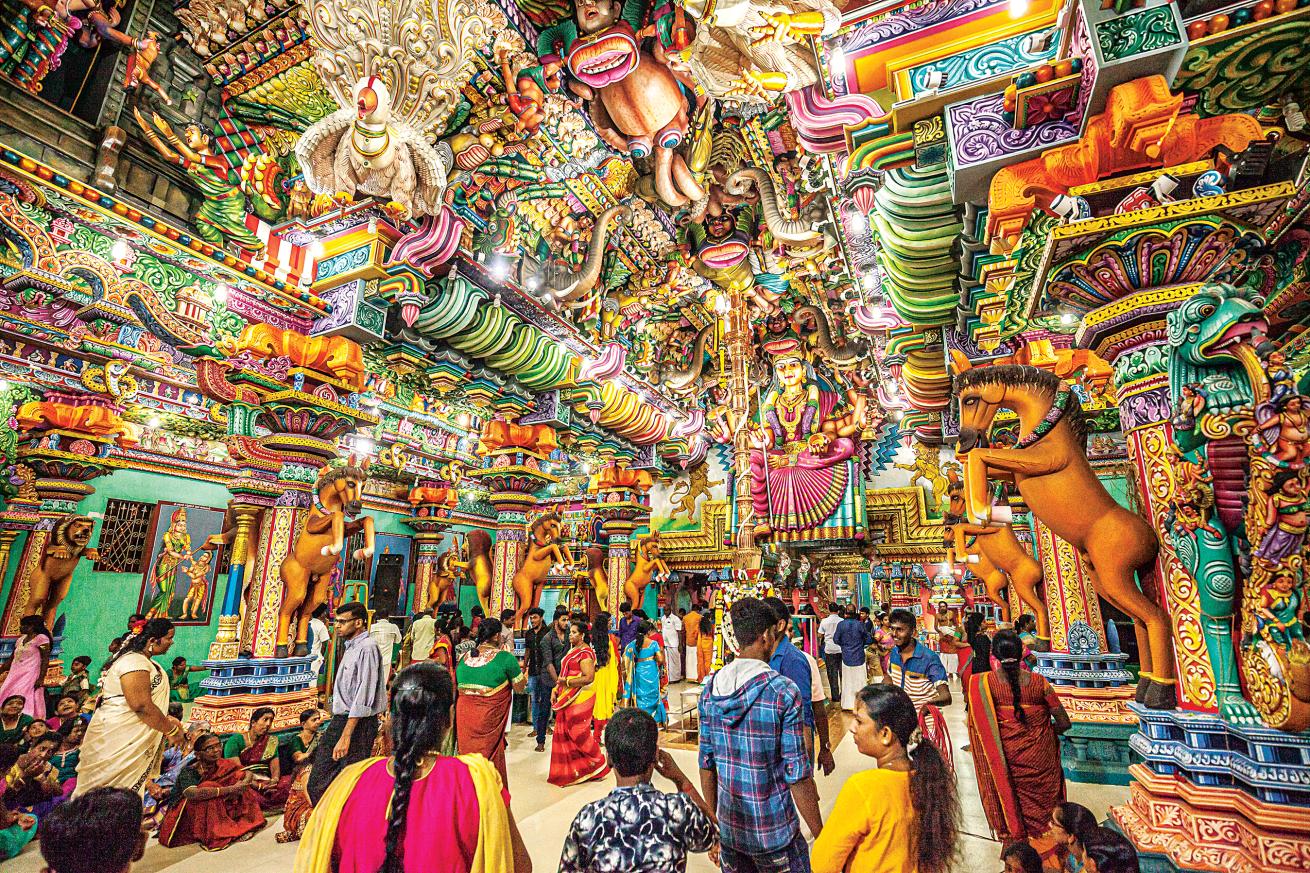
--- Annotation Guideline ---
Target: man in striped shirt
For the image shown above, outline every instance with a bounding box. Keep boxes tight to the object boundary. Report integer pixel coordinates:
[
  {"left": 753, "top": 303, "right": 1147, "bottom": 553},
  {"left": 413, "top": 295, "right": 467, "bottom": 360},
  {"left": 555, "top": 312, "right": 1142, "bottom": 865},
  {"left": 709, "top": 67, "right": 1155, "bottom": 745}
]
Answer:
[{"left": 883, "top": 608, "right": 951, "bottom": 712}]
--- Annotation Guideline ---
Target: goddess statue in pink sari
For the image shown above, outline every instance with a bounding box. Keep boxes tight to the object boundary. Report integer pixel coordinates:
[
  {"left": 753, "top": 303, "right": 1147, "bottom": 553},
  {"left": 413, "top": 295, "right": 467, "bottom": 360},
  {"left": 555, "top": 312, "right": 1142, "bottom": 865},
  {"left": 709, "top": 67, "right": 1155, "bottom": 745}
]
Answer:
[{"left": 749, "top": 341, "right": 864, "bottom": 538}]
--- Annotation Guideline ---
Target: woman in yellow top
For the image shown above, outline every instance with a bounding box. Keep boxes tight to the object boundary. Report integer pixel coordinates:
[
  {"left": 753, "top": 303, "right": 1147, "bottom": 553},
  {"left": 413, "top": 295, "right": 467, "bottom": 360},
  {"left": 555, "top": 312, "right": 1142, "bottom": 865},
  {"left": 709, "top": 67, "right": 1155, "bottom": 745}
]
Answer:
[{"left": 812, "top": 685, "right": 958, "bottom": 873}]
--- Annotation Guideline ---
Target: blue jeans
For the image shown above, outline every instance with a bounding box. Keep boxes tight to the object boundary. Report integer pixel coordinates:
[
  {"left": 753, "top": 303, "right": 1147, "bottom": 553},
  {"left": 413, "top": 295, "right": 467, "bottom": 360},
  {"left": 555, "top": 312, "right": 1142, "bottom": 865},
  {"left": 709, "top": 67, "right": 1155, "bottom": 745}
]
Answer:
[{"left": 528, "top": 675, "right": 554, "bottom": 746}]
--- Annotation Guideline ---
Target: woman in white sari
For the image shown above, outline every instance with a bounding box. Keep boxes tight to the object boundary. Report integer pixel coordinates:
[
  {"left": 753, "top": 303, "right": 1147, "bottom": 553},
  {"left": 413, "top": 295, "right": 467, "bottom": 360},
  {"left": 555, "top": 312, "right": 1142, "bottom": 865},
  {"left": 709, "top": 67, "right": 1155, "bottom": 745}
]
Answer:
[{"left": 75, "top": 618, "right": 186, "bottom": 797}]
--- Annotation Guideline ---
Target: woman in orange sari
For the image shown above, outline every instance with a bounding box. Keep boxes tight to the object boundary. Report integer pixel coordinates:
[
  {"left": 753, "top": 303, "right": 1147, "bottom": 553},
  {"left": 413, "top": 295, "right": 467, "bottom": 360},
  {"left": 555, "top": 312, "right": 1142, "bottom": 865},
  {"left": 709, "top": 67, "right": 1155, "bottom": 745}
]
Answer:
[
  {"left": 548, "top": 619, "right": 610, "bottom": 787},
  {"left": 158, "top": 733, "right": 265, "bottom": 850},
  {"left": 454, "top": 619, "right": 524, "bottom": 788},
  {"left": 966, "top": 630, "right": 1071, "bottom": 846}
]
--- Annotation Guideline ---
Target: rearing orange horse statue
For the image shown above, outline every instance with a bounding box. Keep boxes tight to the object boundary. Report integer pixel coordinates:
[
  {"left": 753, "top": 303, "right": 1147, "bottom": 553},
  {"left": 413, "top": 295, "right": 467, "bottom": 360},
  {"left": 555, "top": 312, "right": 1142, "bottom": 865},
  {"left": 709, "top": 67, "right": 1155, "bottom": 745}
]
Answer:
[
  {"left": 276, "top": 462, "right": 375, "bottom": 657},
  {"left": 511, "top": 513, "right": 574, "bottom": 626},
  {"left": 624, "top": 531, "right": 670, "bottom": 611},
  {"left": 954, "top": 361, "right": 1175, "bottom": 709}
]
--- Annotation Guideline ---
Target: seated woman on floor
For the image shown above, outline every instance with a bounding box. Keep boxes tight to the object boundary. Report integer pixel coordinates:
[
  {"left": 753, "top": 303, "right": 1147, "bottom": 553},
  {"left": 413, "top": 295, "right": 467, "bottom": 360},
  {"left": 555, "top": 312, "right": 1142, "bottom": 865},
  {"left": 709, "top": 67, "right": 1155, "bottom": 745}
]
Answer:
[
  {"left": 0, "top": 744, "right": 37, "bottom": 861},
  {"left": 4, "top": 735, "right": 66, "bottom": 817},
  {"left": 158, "top": 732, "right": 266, "bottom": 850},
  {"left": 224, "top": 706, "right": 291, "bottom": 809},
  {"left": 0, "top": 696, "right": 34, "bottom": 746},
  {"left": 46, "top": 696, "right": 82, "bottom": 732}
]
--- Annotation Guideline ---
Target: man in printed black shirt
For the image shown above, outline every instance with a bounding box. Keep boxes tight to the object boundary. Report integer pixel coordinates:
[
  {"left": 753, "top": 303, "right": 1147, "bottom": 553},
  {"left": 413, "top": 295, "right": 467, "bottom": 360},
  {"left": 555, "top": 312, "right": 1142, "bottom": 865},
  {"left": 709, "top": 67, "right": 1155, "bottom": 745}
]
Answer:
[{"left": 521, "top": 607, "right": 551, "bottom": 752}]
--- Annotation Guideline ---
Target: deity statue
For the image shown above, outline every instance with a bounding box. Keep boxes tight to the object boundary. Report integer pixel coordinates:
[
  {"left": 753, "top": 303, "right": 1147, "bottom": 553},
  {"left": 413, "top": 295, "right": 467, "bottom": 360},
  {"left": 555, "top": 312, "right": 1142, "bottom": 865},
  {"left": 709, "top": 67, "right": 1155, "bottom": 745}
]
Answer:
[
  {"left": 748, "top": 338, "right": 863, "bottom": 539},
  {"left": 1255, "top": 570, "right": 1307, "bottom": 648}
]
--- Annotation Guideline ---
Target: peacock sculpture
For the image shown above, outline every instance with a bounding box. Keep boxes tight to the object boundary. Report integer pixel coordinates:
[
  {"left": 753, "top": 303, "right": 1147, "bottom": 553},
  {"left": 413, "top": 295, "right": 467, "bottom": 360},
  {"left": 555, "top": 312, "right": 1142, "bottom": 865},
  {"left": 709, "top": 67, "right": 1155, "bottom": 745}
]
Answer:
[{"left": 295, "top": 0, "right": 496, "bottom": 218}]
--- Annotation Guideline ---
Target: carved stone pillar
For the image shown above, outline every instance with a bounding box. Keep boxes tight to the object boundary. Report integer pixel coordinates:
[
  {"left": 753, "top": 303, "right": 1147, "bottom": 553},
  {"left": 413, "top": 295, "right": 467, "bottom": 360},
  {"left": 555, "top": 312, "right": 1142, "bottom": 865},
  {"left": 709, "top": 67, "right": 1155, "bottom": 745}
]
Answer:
[{"left": 1080, "top": 287, "right": 1217, "bottom": 712}]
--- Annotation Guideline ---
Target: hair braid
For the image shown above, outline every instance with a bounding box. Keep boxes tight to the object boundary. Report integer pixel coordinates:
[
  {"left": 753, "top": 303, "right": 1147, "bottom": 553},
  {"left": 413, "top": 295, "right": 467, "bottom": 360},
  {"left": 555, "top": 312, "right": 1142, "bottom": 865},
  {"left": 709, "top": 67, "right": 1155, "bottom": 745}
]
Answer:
[
  {"left": 992, "top": 630, "right": 1027, "bottom": 724},
  {"left": 380, "top": 663, "right": 454, "bottom": 873}
]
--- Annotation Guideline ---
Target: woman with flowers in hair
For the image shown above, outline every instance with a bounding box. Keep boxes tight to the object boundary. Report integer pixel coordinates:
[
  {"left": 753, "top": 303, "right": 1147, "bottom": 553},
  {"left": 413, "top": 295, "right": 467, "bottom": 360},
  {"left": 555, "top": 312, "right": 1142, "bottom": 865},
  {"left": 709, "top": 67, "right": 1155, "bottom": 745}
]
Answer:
[
  {"left": 966, "top": 629, "right": 1071, "bottom": 844},
  {"left": 75, "top": 618, "right": 186, "bottom": 797}
]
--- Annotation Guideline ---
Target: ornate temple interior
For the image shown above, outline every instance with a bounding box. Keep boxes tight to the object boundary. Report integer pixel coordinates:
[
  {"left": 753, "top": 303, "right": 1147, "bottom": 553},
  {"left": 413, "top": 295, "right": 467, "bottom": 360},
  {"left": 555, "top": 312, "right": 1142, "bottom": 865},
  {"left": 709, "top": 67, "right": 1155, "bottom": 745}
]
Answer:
[{"left": 0, "top": 0, "right": 1308, "bottom": 869}]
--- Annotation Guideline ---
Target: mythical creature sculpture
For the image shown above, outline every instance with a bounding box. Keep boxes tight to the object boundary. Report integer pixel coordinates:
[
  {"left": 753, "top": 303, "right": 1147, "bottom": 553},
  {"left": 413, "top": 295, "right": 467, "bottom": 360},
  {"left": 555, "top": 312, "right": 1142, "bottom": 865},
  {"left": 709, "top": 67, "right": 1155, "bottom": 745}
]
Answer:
[
  {"left": 295, "top": 0, "right": 492, "bottom": 217},
  {"left": 1166, "top": 283, "right": 1310, "bottom": 728},
  {"left": 669, "top": 462, "right": 724, "bottom": 519},
  {"left": 276, "top": 462, "right": 376, "bottom": 657},
  {"left": 16, "top": 400, "right": 131, "bottom": 443},
  {"left": 624, "top": 532, "right": 670, "bottom": 610},
  {"left": 793, "top": 305, "right": 867, "bottom": 369},
  {"left": 466, "top": 529, "right": 494, "bottom": 615},
  {"left": 130, "top": 108, "right": 267, "bottom": 253},
  {"left": 220, "top": 323, "right": 365, "bottom": 388},
  {"left": 523, "top": 205, "right": 630, "bottom": 308},
  {"left": 541, "top": 0, "right": 705, "bottom": 207},
  {"left": 495, "top": 42, "right": 564, "bottom": 135},
  {"left": 511, "top": 512, "right": 575, "bottom": 625},
  {"left": 585, "top": 546, "right": 610, "bottom": 614},
  {"left": 954, "top": 361, "right": 1176, "bottom": 709},
  {"left": 22, "top": 515, "right": 97, "bottom": 629},
  {"left": 676, "top": 0, "right": 839, "bottom": 100},
  {"left": 748, "top": 338, "right": 865, "bottom": 539}
]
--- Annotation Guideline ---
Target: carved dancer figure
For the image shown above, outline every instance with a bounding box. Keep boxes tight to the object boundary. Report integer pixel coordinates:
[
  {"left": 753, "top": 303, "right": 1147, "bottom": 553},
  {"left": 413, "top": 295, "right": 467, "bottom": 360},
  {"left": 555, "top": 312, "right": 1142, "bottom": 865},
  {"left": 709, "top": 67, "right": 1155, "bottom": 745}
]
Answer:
[
  {"left": 953, "top": 361, "right": 1176, "bottom": 709},
  {"left": 22, "top": 514, "right": 98, "bottom": 629},
  {"left": 624, "top": 532, "right": 670, "bottom": 611},
  {"left": 512, "top": 513, "right": 574, "bottom": 626},
  {"left": 275, "top": 462, "right": 376, "bottom": 657}
]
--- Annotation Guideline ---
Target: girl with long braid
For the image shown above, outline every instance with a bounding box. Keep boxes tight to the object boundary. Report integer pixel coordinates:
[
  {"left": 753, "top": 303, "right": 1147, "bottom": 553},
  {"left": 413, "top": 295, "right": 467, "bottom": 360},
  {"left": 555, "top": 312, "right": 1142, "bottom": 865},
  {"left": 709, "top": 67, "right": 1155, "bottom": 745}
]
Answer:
[
  {"left": 296, "top": 663, "right": 531, "bottom": 873},
  {"left": 812, "top": 684, "right": 958, "bottom": 873},
  {"left": 965, "top": 629, "right": 1072, "bottom": 844}
]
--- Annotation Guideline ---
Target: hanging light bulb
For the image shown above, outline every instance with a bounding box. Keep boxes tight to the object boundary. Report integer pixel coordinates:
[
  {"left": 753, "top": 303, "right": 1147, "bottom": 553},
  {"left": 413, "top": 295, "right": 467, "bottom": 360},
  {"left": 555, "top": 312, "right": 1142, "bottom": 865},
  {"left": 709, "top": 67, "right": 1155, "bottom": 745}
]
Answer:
[
  {"left": 1009, "top": 0, "right": 1030, "bottom": 16},
  {"left": 213, "top": 283, "right": 229, "bottom": 303},
  {"left": 110, "top": 239, "right": 131, "bottom": 262},
  {"left": 847, "top": 209, "right": 868, "bottom": 234}
]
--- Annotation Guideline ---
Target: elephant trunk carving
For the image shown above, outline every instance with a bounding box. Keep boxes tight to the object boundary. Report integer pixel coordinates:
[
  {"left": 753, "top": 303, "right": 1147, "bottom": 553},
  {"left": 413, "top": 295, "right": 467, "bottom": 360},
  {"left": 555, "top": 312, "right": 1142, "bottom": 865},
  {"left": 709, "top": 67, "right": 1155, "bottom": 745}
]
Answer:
[
  {"left": 793, "top": 305, "right": 868, "bottom": 367},
  {"left": 653, "top": 324, "right": 713, "bottom": 392},
  {"left": 533, "top": 205, "right": 631, "bottom": 307},
  {"left": 725, "top": 167, "right": 819, "bottom": 244}
]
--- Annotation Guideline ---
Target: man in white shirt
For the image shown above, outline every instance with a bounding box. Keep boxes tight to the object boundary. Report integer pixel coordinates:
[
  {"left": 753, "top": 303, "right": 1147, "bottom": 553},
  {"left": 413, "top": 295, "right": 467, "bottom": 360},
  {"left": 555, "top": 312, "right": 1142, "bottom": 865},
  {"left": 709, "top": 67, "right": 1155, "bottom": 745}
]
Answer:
[
  {"left": 308, "top": 604, "right": 330, "bottom": 682},
  {"left": 403, "top": 607, "right": 437, "bottom": 667},
  {"left": 368, "top": 612, "right": 404, "bottom": 672},
  {"left": 661, "top": 606, "right": 683, "bottom": 682},
  {"left": 817, "top": 602, "right": 843, "bottom": 702}
]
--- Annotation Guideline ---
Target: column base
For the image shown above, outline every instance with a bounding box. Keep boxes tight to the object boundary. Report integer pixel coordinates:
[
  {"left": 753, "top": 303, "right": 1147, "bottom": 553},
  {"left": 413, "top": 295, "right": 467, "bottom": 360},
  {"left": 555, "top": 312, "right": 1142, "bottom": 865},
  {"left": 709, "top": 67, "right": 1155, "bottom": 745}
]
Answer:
[
  {"left": 198, "top": 655, "right": 316, "bottom": 697},
  {"left": 189, "top": 687, "right": 320, "bottom": 734},
  {"left": 1060, "top": 721, "right": 1137, "bottom": 785}
]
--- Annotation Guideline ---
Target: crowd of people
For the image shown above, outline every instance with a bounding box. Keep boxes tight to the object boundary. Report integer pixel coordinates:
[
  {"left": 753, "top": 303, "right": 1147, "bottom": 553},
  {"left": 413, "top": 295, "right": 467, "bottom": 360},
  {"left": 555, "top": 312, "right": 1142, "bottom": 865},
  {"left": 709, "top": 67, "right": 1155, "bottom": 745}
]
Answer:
[{"left": 0, "top": 593, "right": 1145, "bottom": 873}]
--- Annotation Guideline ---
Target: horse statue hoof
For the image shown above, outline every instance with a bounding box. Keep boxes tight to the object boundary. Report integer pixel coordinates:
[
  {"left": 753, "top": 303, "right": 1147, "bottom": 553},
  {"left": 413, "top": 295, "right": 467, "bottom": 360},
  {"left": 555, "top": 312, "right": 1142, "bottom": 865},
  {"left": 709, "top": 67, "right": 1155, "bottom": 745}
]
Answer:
[
  {"left": 966, "top": 555, "right": 981, "bottom": 564},
  {"left": 292, "top": 642, "right": 310, "bottom": 657},
  {"left": 1143, "top": 680, "right": 1178, "bottom": 710},
  {"left": 274, "top": 644, "right": 289, "bottom": 659},
  {"left": 1134, "top": 675, "right": 1151, "bottom": 704},
  {"left": 990, "top": 505, "right": 1014, "bottom": 524}
]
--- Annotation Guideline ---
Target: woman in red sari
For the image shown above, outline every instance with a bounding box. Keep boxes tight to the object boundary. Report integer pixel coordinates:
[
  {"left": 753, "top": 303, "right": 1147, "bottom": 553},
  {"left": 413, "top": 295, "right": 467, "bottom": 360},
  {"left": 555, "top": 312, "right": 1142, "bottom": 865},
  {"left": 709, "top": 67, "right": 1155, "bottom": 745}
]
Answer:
[
  {"left": 223, "top": 706, "right": 291, "bottom": 809},
  {"left": 159, "top": 733, "right": 266, "bottom": 850},
  {"left": 548, "top": 619, "right": 610, "bottom": 787},
  {"left": 966, "top": 630, "right": 1071, "bottom": 845}
]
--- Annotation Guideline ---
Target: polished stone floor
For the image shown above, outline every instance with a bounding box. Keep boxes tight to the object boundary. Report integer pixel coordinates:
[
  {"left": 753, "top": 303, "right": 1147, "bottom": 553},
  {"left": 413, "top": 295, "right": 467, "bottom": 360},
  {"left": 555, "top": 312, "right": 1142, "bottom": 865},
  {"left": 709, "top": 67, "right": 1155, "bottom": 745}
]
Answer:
[{"left": 10, "top": 678, "right": 1128, "bottom": 872}]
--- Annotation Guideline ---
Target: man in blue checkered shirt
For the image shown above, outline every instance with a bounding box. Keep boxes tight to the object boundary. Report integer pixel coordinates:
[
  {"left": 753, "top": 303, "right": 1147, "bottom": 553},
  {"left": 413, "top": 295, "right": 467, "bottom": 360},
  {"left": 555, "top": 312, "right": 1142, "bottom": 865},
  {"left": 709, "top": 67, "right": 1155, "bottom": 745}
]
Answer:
[{"left": 699, "top": 597, "right": 824, "bottom": 873}]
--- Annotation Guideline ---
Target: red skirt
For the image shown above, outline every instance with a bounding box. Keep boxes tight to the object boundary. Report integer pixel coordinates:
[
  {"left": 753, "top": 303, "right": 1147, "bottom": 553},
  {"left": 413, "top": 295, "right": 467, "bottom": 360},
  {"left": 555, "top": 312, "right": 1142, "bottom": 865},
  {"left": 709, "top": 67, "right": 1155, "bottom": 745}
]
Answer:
[
  {"left": 456, "top": 687, "right": 512, "bottom": 788},
  {"left": 548, "top": 696, "right": 610, "bottom": 787},
  {"left": 158, "top": 786, "right": 265, "bottom": 849}
]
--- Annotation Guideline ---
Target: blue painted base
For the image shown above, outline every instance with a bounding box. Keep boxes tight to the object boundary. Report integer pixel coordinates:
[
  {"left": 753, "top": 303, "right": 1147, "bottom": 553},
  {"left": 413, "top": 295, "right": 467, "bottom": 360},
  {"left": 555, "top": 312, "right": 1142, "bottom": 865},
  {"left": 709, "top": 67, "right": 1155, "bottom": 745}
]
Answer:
[
  {"left": 1059, "top": 722, "right": 1137, "bottom": 785},
  {"left": 1036, "top": 650, "right": 1134, "bottom": 688},
  {"left": 199, "top": 655, "right": 315, "bottom": 696},
  {"left": 1130, "top": 702, "right": 1310, "bottom": 806}
]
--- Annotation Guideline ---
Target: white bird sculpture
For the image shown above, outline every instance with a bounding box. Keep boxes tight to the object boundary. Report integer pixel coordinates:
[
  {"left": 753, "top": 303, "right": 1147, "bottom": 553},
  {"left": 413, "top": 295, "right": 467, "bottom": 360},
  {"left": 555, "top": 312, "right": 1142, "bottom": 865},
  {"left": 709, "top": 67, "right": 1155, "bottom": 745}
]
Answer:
[{"left": 295, "top": 0, "right": 495, "bottom": 218}]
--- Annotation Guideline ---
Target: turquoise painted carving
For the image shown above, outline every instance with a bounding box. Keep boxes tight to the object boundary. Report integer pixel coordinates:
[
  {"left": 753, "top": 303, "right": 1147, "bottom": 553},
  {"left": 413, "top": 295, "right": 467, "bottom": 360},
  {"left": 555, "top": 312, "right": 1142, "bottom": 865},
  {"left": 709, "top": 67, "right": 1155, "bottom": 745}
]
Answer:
[
  {"left": 1095, "top": 5, "right": 1182, "bottom": 62},
  {"left": 906, "top": 28, "right": 1057, "bottom": 97}
]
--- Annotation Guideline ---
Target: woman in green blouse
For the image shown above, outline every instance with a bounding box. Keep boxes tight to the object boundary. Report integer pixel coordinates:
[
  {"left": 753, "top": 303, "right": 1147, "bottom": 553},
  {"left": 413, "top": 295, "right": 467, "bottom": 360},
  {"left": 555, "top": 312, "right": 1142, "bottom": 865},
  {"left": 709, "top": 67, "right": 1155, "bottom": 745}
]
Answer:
[{"left": 454, "top": 618, "right": 525, "bottom": 787}]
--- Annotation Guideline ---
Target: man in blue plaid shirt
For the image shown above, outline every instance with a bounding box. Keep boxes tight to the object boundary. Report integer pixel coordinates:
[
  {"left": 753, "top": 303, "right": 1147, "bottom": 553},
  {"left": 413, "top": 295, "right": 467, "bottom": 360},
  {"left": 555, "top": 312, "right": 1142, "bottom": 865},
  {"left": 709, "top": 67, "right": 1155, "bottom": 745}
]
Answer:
[{"left": 699, "top": 597, "right": 824, "bottom": 873}]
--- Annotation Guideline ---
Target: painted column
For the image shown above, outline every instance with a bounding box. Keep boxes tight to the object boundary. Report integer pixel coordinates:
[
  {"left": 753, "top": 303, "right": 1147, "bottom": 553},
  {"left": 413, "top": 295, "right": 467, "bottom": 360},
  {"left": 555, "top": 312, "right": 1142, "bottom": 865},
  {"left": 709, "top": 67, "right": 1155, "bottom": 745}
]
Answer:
[
  {"left": 1030, "top": 515, "right": 1108, "bottom": 654},
  {"left": 208, "top": 502, "right": 264, "bottom": 661},
  {"left": 469, "top": 472, "right": 555, "bottom": 616},
  {"left": 406, "top": 523, "right": 449, "bottom": 614},
  {"left": 1081, "top": 287, "right": 1217, "bottom": 711},
  {"left": 603, "top": 521, "right": 635, "bottom": 613}
]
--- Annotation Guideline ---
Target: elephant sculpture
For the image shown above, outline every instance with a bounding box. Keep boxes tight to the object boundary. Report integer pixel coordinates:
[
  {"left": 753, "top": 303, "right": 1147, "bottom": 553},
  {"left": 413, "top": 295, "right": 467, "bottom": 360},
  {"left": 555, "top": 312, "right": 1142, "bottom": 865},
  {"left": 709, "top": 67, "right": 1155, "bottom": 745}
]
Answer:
[
  {"left": 793, "top": 305, "right": 868, "bottom": 369},
  {"left": 511, "top": 512, "right": 575, "bottom": 626},
  {"left": 542, "top": 0, "right": 705, "bottom": 207},
  {"left": 275, "top": 462, "right": 376, "bottom": 657},
  {"left": 725, "top": 167, "right": 822, "bottom": 245},
  {"left": 651, "top": 325, "right": 714, "bottom": 393},
  {"left": 22, "top": 515, "right": 98, "bottom": 629},
  {"left": 221, "top": 323, "right": 366, "bottom": 389},
  {"left": 523, "top": 205, "right": 630, "bottom": 307}
]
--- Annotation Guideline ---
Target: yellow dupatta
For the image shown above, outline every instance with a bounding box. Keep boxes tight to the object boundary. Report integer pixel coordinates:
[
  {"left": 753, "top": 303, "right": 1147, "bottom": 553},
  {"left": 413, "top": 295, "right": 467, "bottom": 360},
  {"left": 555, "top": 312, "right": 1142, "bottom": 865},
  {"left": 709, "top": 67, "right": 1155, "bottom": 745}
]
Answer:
[{"left": 294, "top": 754, "right": 511, "bottom": 873}]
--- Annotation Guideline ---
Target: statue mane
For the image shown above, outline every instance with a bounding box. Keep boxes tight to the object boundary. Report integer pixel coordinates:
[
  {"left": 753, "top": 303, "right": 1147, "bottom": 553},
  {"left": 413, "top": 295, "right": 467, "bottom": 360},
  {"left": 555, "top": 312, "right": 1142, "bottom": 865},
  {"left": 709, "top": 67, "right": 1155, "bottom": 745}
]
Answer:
[
  {"left": 954, "top": 364, "right": 1087, "bottom": 446},
  {"left": 529, "top": 512, "right": 562, "bottom": 537},
  {"left": 51, "top": 515, "right": 92, "bottom": 553},
  {"left": 317, "top": 464, "right": 367, "bottom": 491}
]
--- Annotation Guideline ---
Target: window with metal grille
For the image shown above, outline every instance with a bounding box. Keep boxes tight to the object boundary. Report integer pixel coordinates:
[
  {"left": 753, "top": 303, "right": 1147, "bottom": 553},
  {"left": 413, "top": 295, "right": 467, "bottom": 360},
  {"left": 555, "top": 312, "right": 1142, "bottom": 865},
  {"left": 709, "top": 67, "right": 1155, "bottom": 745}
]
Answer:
[
  {"left": 93, "top": 499, "right": 154, "bottom": 573},
  {"left": 343, "top": 532, "right": 372, "bottom": 581}
]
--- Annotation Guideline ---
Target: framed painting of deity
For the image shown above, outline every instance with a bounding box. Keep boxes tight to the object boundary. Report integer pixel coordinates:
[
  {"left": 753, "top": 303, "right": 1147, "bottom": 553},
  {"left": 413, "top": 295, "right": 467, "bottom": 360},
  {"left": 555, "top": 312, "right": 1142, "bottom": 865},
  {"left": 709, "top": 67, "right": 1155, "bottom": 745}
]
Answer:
[{"left": 136, "top": 502, "right": 227, "bottom": 626}]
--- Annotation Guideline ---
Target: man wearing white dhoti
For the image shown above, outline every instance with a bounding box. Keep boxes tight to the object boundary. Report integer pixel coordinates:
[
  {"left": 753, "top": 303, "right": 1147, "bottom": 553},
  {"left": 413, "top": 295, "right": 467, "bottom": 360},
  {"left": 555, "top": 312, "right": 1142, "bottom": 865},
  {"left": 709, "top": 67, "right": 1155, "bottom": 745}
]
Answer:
[{"left": 661, "top": 607, "right": 683, "bottom": 682}]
